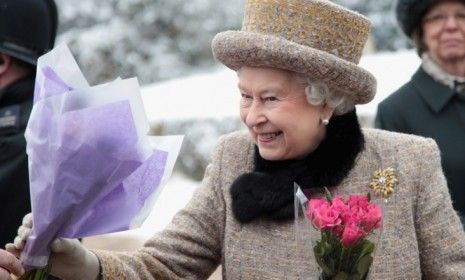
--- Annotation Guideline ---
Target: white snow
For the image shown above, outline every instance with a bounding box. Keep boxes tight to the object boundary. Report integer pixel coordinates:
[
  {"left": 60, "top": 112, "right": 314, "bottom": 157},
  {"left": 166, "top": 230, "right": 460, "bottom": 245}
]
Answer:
[
  {"left": 357, "top": 49, "right": 421, "bottom": 116},
  {"left": 141, "top": 67, "right": 240, "bottom": 122},
  {"left": 138, "top": 173, "right": 199, "bottom": 236}
]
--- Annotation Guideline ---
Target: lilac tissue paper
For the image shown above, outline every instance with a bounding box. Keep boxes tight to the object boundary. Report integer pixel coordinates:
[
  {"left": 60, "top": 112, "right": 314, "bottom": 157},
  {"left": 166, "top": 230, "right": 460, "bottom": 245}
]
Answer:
[{"left": 21, "top": 44, "right": 182, "bottom": 269}]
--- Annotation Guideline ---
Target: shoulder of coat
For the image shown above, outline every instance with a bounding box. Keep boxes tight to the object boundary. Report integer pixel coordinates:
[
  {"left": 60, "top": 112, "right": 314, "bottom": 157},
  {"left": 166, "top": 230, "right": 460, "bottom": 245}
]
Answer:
[
  {"left": 362, "top": 128, "right": 435, "bottom": 153},
  {"left": 219, "top": 130, "right": 252, "bottom": 148},
  {"left": 215, "top": 130, "right": 254, "bottom": 165},
  {"left": 378, "top": 81, "right": 418, "bottom": 109}
]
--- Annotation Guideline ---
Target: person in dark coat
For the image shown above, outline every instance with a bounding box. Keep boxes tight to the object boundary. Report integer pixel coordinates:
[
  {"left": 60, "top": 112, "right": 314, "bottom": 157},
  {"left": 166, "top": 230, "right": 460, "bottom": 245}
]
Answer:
[
  {"left": 0, "top": 0, "right": 58, "bottom": 247},
  {"left": 376, "top": 0, "right": 465, "bottom": 227}
]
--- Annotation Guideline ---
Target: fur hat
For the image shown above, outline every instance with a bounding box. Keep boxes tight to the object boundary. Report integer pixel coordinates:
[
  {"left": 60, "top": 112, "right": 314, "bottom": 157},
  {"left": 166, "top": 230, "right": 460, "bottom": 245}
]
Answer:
[
  {"left": 396, "top": 0, "right": 438, "bottom": 38},
  {"left": 211, "top": 0, "right": 377, "bottom": 105}
]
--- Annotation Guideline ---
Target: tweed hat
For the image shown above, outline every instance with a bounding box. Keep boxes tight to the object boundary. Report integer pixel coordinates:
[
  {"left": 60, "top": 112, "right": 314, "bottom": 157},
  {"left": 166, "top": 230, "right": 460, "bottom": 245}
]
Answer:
[{"left": 212, "top": 0, "right": 377, "bottom": 105}]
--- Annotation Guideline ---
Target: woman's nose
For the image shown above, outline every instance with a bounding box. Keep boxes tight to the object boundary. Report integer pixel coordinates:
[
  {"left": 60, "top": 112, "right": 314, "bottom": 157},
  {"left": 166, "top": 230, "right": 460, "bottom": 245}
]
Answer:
[
  {"left": 444, "top": 15, "right": 461, "bottom": 29},
  {"left": 245, "top": 101, "right": 267, "bottom": 127}
]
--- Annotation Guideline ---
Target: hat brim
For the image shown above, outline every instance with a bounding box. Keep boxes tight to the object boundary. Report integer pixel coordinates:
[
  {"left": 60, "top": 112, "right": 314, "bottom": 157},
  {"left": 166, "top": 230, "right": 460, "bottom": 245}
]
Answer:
[
  {"left": 212, "top": 31, "right": 376, "bottom": 105},
  {"left": 0, "top": 43, "right": 38, "bottom": 65}
]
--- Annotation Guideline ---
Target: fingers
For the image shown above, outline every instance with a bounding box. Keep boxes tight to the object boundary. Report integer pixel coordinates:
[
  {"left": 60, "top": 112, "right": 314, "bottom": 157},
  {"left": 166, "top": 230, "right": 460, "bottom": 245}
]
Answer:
[
  {"left": 0, "top": 249, "right": 24, "bottom": 277},
  {"left": 11, "top": 217, "right": 33, "bottom": 251},
  {"left": 12, "top": 236, "right": 25, "bottom": 251},
  {"left": 4, "top": 245, "right": 20, "bottom": 259},
  {"left": 0, "top": 267, "right": 12, "bottom": 280},
  {"left": 22, "top": 213, "right": 32, "bottom": 228},
  {"left": 50, "top": 238, "right": 77, "bottom": 254},
  {"left": 49, "top": 240, "right": 100, "bottom": 280},
  {"left": 3, "top": 214, "right": 33, "bottom": 260},
  {"left": 17, "top": 225, "right": 31, "bottom": 241}
]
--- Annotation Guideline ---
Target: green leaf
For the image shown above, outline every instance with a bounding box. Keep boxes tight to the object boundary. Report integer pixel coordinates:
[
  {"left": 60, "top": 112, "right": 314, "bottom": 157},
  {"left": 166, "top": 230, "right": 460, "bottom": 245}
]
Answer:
[
  {"left": 348, "top": 273, "right": 363, "bottom": 280},
  {"left": 314, "top": 242, "right": 337, "bottom": 277},
  {"left": 333, "top": 271, "right": 349, "bottom": 280},
  {"left": 324, "top": 187, "right": 333, "bottom": 202},
  {"left": 361, "top": 241, "right": 375, "bottom": 256},
  {"left": 356, "top": 254, "right": 373, "bottom": 279},
  {"left": 315, "top": 253, "right": 335, "bottom": 276},
  {"left": 17, "top": 268, "right": 49, "bottom": 280}
]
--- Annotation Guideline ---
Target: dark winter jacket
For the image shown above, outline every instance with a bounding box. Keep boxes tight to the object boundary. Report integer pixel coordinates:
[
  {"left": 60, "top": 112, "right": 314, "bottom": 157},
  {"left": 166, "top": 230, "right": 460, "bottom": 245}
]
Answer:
[
  {"left": 375, "top": 67, "right": 465, "bottom": 225},
  {"left": 0, "top": 75, "right": 34, "bottom": 247}
]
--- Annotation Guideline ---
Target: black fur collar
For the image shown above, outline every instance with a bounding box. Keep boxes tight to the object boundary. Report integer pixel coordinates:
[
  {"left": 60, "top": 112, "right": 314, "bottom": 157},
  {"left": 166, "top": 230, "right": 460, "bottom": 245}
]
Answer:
[{"left": 230, "top": 110, "right": 364, "bottom": 223}]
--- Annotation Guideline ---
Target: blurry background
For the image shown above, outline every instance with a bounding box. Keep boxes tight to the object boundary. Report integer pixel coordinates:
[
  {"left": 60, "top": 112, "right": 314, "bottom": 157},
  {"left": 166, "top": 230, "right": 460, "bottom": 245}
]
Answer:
[
  {"left": 52, "top": 1, "right": 421, "bottom": 277},
  {"left": 55, "top": 0, "right": 407, "bottom": 85},
  {"left": 54, "top": 0, "right": 419, "bottom": 181}
]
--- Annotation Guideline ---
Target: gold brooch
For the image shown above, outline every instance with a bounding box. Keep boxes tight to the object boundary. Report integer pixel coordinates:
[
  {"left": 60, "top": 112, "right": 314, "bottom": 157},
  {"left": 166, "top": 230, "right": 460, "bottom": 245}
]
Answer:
[{"left": 369, "top": 167, "right": 397, "bottom": 200}]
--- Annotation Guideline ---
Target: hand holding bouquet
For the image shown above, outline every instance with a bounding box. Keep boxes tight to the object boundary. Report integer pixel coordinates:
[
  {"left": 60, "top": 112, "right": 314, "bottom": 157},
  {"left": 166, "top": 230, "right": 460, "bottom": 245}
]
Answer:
[
  {"left": 295, "top": 186, "right": 382, "bottom": 280},
  {"left": 17, "top": 44, "right": 182, "bottom": 279}
]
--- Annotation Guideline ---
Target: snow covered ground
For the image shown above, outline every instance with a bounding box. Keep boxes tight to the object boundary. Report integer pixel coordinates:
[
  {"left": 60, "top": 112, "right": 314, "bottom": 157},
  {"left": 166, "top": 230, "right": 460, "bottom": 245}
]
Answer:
[{"left": 84, "top": 49, "right": 422, "bottom": 252}]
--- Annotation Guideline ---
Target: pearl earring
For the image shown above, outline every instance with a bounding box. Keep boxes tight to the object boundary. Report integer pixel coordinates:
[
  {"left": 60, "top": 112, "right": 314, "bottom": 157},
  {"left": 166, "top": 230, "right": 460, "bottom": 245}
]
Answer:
[{"left": 322, "top": 118, "right": 329, "bottom": 125}]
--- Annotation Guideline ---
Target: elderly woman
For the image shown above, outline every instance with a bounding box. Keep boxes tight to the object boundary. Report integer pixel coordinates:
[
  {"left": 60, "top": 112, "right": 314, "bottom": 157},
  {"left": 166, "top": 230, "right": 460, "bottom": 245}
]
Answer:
[
  {"left": 3, "top": 0, "right": 465, "bottom": 279},
  {"left": 375, "top": 0, "right": 465, "bottom": 226}
]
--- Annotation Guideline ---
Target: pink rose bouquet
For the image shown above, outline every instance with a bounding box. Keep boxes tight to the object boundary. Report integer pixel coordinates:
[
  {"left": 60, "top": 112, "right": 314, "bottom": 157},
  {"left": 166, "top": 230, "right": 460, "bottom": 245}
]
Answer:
[{"left": 301, "top": 188, "right": 382, "bottom": 280}]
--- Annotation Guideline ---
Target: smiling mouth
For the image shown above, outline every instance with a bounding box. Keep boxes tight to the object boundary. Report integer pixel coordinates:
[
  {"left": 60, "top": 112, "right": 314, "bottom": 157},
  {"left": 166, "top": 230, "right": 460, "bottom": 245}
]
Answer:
[
  {"left": 441, "top": 39, "right": 463, "bottom": 45},
  {"left": 257, "top": 132, "right": 283, "bottom": 142}
]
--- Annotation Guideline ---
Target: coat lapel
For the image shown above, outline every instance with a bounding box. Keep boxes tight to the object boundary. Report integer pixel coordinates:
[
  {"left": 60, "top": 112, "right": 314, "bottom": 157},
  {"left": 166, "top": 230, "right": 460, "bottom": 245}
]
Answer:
[{"left": 411, "top": 68, "right": 455, "bottom": 114}]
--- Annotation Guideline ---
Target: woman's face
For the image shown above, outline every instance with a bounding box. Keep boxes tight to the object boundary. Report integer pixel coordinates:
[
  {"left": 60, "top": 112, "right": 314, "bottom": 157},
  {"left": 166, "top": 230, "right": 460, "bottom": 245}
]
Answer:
[
  {"left": 238, "top": 66, "right": 332, "bottom": 161},
  {"left": 422, "top": 1, "right": 465, "bottom": 64}
]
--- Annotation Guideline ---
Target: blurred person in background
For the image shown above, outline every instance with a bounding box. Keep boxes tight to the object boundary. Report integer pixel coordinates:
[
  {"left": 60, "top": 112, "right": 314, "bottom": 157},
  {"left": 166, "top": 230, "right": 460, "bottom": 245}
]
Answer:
[
  {"left": 3, "top": 0, "right": 465, "bottom": 279},
  {"left": 376, "top": 0, "right": 465, "bottom": 227},
  {"left": 0, "top": 0, "right": 58, "bottom": 247}
]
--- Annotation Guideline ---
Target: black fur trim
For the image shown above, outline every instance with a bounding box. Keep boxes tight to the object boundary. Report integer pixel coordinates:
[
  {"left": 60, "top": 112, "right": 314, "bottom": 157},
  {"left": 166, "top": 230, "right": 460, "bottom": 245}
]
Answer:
[{"left": 230, "top": 110, "right": 364, "bottom": 223}]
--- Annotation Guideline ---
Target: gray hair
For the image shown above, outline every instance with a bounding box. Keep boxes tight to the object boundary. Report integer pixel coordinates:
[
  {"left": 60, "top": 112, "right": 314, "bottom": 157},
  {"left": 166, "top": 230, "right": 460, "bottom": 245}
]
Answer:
[{"left": 294, "top": 73, "right": 355, "bottom": 115}]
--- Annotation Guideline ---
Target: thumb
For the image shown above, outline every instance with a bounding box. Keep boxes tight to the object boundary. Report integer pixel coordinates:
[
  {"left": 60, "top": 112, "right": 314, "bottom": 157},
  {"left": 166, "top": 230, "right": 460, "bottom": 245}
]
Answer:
[
  {"left": 50, "top": 238, "right": 80, "bottom": 254},
  {"left": 22, "top": 213, "right": 33, "bottom": 228},
  {"left": 48, "top": 239, "right": 100, "bottom": 280}
]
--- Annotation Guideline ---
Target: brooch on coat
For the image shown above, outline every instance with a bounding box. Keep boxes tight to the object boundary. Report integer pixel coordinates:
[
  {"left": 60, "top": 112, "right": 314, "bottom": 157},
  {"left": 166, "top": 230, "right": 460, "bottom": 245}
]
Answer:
[{"left": 369, "top": 167, "right": 397, "bottom": 200}]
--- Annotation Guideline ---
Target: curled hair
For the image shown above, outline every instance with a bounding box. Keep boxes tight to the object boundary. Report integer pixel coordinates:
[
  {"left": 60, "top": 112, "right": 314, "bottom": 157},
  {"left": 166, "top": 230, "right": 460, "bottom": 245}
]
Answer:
[{"left": 294, "top": 73, "right": 355, "bottom": 115}]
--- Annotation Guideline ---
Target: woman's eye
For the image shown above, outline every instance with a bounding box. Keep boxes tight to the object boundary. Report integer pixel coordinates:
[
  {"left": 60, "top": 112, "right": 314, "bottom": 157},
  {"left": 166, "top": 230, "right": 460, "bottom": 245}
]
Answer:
[
  {"left": 425, "top": 14, "right": 446, "bottom": 23},
  {"left": 264, "top": 96, "right": 279, "bottom": 102},
  {"left": 240, "top": 93, "right": 252, "bottom": 107},
  {"left": 241, "top": 93, "right": 252, "bottom": 100},
  {"left": 457, "top": 13, "right": 465, "bottom": 20},
  {"left": 433, "top": 15, "right": 446, "bottom": 21}
]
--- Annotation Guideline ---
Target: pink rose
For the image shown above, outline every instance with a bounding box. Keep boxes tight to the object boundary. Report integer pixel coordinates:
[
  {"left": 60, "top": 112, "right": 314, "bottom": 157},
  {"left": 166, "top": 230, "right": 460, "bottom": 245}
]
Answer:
[
  {"left": 348, "top": 195, "right": 369, "bottom": 209},
  {"left": 332, "top": 196, "right": 349, "bottom": 213},
  {"left": 360, "top": 204, "right": 382, "bottom": 232},
  {"left": 306, "top": 198, "right": 331, "bottom": 217},
  {"left": 340, "top": 204, "right": 363, "bottom": 226},
  {"left": 332, "top": 224, "right": 344, "bottom": 238},
  {"left": 306, "top": 198, "right": 341, "bottom": 230},
  {"left": 330, "top": 196, "right": 349, "bottom": 236},
  {"left": 341, "top": 222, "right": 365, "bottom": 248}
]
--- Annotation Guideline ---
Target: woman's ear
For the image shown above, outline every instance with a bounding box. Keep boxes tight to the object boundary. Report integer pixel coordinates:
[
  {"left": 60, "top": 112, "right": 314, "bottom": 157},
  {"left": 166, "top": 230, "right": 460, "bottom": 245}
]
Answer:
[
  {"left": 321, "top": 103, "right": 335, "bottom": 124},
  {"left": 0, "top": 53, "right": 12, "bottom": 75}
]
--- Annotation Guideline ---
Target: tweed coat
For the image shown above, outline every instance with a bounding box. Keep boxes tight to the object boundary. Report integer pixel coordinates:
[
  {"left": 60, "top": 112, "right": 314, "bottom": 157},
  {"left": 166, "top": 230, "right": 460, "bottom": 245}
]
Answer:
[
  {"left": 375, "top": 67, "right": 465, "bottom": 223},
  {"left": 94, "top": 128, "right": 465, "bottom": 279}
]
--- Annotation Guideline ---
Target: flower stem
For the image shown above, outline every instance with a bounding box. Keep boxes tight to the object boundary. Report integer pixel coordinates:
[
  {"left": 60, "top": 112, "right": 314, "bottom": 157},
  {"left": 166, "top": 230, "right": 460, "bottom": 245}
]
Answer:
[
  {"left": 18, "top": 266, "right": 50, "bottom": 280},
  {"left": 338, "top": 247, "right": 346, "bottom": 272}
]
